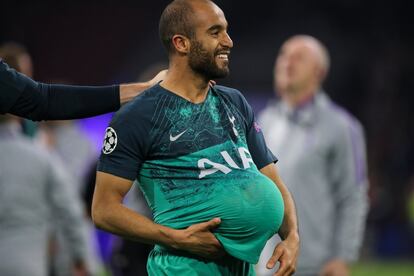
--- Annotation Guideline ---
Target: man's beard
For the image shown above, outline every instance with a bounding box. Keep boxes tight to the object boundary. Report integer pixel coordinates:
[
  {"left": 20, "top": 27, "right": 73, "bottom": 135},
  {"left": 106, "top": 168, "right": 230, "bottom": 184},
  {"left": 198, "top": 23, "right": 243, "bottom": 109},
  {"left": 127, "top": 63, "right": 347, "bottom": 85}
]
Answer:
[{"left": 188, "top": 39, "right": 229, "bottom": 80}]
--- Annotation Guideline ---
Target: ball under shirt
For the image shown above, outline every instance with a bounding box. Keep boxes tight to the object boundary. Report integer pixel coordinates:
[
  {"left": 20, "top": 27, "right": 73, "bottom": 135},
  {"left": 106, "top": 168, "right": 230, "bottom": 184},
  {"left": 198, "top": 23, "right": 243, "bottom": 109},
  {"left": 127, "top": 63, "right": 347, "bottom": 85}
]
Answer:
[{"left": 98, "top": 84, "right": 284, "bottom": 264}]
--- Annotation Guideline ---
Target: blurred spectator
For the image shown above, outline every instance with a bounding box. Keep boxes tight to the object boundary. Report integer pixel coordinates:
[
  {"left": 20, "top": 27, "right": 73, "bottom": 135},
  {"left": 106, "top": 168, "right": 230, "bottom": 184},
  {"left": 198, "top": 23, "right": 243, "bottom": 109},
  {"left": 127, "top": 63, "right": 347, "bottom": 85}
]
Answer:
[
  {"left": 38, "top": 120, "right": 96, "bottom": 191},
  {"left": 0, "top": 42, "right": 37, "bottom": 136},
  {"left": 37, "top": 119, "right": 103, "bottom": 276},
  {"left": 0, "top": 115, "right": 88, "bottom": 276},
  {"left": 0, "top": 42, "right": 33, "bottom": 77},
  {"left": 257, "top": 35, "right": 369, "bottom": 276},
  {"left": 0, "top": 41, "right": 90, "bottom": 276}
]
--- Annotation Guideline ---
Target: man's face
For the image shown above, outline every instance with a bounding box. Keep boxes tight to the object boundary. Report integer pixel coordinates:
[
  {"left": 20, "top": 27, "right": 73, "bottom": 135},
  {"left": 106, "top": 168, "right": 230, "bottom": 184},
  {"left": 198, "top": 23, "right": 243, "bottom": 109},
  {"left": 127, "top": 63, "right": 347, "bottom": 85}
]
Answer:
[
  {"left": 188, "top": 1, "right": 233, "bottom": 80},
  {"left": 274, "top": 39, "right": 320, "bottom": 96},
  {"left": 17, "top": 53, "right": 33, "bottom": 78}
]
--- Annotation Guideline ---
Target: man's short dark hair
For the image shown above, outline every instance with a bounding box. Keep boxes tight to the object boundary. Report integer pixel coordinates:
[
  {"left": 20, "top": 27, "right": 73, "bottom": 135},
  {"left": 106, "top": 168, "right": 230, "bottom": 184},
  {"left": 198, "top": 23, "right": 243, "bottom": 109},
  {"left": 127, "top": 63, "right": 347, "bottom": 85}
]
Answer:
[{"left": 159, "top": 0, "right": 196, "bottom": 53}]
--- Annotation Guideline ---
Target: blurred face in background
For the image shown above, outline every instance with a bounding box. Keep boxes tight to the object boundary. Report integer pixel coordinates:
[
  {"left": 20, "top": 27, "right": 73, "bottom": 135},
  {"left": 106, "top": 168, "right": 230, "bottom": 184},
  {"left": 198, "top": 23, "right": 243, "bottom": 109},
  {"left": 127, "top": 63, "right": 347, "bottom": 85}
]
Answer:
[
  {"left": 274, "top": 37, "right": 324, "bottom": 105},
  {"left": 0, "top": 42, "right": 33, "bottom": 78},
  {"left": 15, "top": 52, "right": 33, "bottom": 78}
]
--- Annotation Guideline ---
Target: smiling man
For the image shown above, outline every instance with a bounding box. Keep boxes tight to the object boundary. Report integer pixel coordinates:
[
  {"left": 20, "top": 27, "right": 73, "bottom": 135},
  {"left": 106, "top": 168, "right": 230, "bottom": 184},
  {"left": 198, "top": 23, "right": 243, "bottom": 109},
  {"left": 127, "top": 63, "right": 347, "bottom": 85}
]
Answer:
[{"left": 92, "top": 1, "right": 299, "bottom": 275}]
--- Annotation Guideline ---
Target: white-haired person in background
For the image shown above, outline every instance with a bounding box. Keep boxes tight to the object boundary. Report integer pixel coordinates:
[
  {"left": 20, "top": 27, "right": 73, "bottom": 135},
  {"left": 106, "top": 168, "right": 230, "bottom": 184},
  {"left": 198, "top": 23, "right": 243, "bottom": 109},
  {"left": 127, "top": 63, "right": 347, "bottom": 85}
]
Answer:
[{"left": 257, "top": 35, "right": 368, "bottom": 276}]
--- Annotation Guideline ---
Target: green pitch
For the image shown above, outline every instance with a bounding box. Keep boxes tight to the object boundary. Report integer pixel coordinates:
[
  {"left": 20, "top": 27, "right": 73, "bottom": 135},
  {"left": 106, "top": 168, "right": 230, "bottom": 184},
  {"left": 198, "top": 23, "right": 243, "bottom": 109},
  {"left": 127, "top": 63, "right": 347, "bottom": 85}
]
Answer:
[{"left": 352, "top": 261, "right": 414, "bottom": 276}]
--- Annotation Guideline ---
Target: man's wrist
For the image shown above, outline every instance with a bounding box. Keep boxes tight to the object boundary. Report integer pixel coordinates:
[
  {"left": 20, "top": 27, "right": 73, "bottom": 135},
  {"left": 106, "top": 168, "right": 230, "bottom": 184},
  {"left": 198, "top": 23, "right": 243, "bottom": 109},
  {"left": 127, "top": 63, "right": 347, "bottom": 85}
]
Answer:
[
  {"left": 158, "top": 226, "right": 181, "bottom": 250},
  {"left": 284, "top": 230, "right": 300, "bottom": 243},
  {"left": 119, "top": 83, "right": 148, "bottom": 105}
]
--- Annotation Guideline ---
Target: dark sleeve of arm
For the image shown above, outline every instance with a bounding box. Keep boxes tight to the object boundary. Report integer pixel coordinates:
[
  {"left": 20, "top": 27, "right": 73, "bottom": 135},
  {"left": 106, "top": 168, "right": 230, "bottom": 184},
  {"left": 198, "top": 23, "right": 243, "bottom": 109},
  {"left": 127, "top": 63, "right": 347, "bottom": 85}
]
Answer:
[
  {"left": 97, "top": 102, "right": 149, "bottom": 181},
  {"left": 1, "top": 60, "right": 120, "bottom": 121},
  {"left": 237, "top": 92, "right": 278, "bottom": 169}
]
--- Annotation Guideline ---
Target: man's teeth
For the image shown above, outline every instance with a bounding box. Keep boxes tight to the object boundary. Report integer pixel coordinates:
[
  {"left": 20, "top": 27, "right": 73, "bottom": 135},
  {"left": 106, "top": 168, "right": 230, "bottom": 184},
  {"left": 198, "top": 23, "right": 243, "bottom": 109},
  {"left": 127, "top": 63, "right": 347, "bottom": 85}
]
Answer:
[{"left": 217, "top": 54, "right": 228, "bottom": 59}]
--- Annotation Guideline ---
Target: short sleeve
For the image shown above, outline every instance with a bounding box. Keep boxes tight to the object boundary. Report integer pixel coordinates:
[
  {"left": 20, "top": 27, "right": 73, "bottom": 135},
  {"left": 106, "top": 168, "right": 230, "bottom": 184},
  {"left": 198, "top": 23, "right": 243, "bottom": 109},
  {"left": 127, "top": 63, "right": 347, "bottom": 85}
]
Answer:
[
  {"left": 97, "top": 102, "right": 150, "bottom": 180},
  {"left": 246, "top": 108, "right": 278, "bottom": 169},
  {"left": 229, "top": 88, "right": 277, "bottom": 169}
]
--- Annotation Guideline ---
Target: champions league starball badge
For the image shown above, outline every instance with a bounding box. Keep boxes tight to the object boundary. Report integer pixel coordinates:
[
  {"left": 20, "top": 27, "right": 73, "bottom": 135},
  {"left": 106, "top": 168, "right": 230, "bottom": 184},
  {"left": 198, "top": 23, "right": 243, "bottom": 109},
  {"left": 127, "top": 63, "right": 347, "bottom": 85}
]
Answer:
[{"left": 102, "top": 127, "right": 118, "bottom": 154}]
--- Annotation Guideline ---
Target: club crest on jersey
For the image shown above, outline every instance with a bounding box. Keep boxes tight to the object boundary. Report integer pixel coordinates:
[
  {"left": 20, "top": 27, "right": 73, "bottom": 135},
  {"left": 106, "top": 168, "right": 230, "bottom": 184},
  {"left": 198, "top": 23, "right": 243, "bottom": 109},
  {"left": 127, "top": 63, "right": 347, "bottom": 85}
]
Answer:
[
  {"left": 228, "top": 115, "right": 239, "bottom": 137},
  {"left": 102, "top": 127, "right": 117, "bottom": 154},
  {"left": 253, "top": 121, "right": 262, "bottom": 133}
]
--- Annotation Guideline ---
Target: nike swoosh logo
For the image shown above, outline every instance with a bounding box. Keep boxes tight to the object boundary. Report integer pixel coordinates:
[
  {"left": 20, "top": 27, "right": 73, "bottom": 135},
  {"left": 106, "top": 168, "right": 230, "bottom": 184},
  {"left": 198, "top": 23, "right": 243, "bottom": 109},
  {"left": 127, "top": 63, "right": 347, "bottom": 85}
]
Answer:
[{"left": 169, "top": 129, "right": 188, "bottom": 142}]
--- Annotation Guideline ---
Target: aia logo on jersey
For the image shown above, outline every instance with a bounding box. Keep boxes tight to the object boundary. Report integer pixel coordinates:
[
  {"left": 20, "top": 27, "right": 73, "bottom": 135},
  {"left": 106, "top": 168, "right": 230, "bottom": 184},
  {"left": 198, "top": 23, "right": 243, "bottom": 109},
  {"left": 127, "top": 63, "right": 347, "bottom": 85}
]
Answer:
[
  {"left": 198, "top": 146, "right": 254, "bottom": 178},
  {"left": 102, "top": 127, "right": 117, "bottom": 154}
]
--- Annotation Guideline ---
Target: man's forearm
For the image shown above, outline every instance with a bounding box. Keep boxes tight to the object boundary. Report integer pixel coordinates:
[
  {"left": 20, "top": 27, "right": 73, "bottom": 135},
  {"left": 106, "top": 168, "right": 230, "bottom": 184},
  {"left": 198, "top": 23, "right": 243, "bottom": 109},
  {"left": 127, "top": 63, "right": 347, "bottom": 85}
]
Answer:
[
  {"left": 277, "top": 180, "right": 299, "bottom": 240},
  {"left": 92, "top": 201, "right": 179, "bottom": 248},
  {"left": 93, "top": 171, "right": 223, "bottom": 258}
]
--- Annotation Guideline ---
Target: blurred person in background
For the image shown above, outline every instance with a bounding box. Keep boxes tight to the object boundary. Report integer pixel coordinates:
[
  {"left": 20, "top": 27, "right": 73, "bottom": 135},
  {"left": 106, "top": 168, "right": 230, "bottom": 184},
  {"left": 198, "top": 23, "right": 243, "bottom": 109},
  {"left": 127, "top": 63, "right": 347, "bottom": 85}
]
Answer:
[
  {"left": 0, "top": 43, "right": 166, "bottom": 121},
  {"left": 0, "top": 42, "right": 38, "bottom": 136},
  {"left": 0, "top": 114, "right": 89, "bottom": 276},
  {"left": 37, "top": 118, "right": 103, "bottom": 276},
  {"left": 0, "top": 42, "right": 90, "bottom": 276},
  {"left": 0, "top": 42, "right": 33, "bottom": 77},
  {"left": 257, "top": 35, "right": 369, "bottom": 276}
]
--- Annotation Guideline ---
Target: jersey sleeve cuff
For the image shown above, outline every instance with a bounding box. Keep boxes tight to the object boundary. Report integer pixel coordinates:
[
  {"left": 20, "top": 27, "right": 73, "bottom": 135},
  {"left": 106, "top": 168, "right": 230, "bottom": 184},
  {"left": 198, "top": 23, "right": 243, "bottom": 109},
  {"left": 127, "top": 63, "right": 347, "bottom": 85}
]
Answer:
[{"left": 97, "top": 162, "right": 137, "bottom": 181}]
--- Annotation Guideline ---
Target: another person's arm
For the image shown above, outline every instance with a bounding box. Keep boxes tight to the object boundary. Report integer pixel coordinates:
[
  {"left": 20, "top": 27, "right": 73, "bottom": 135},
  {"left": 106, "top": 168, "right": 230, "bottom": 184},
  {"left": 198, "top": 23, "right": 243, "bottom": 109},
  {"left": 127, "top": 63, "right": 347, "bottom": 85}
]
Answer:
[
  {"left": 92, "top": 171, "right": 224, "bottom": 259},
  {"left": 0, "top": 60, "right": 166, "bottom": 121},
  {"left": 118, "top": 70, "right": 166, "bottom": 104}
]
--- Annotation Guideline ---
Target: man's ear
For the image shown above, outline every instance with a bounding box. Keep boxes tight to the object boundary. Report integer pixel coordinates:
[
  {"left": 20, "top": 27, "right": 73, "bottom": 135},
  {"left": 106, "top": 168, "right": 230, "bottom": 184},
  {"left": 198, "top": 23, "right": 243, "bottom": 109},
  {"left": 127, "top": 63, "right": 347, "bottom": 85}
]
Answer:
[
  {"left": 317, "top": 67, "right": 327, "bottom": 83},
  {"left": 172, "top": 34, "right": 191, "bottom": 54}
]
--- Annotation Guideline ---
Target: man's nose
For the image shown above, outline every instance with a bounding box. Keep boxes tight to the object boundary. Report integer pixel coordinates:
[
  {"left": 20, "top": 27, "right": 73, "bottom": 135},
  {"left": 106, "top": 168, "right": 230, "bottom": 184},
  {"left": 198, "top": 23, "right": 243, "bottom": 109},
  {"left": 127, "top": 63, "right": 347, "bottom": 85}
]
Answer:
[{"left": 221, "top": 32, "right": 233, "bottom": 48}]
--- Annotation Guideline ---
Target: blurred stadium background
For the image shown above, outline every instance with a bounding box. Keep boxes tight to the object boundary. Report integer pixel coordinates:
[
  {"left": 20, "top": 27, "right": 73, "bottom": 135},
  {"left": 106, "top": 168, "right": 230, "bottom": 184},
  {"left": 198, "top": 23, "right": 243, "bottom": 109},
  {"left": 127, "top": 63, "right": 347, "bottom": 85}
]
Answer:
[{"left": 1, "top": 0, "right": 413, "bottom": 275}]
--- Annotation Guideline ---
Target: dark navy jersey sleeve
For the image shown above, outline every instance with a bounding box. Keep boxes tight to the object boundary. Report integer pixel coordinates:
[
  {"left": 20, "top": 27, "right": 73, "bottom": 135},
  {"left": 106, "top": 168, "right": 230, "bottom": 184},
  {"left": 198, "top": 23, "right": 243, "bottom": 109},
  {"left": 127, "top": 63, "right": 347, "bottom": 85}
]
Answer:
[
  {"left": 1, "top": 60, "right": 120, "bottom": 120},
  {"left": 245, "top": 108, "right": 278, "bottom": 169},
  {"left": 0, "top": 59, "right": 26, "bottom": 114},
  {"left": 97, "top": 93, "right": 153, "bottom": 181},
  {"left": 214, "top": 85, "right": 277, "bottom": 169}
]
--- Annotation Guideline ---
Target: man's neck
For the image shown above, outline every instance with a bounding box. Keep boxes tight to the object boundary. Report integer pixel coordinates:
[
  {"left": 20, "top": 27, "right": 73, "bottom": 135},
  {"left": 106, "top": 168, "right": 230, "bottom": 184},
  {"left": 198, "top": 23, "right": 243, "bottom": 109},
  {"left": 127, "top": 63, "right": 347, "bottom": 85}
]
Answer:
[
  {"left": 283, "top": 85, "right": 319, "bottom": 108},
  {"left": 161, "top": 65, "right": 210, "bottom": 104}
]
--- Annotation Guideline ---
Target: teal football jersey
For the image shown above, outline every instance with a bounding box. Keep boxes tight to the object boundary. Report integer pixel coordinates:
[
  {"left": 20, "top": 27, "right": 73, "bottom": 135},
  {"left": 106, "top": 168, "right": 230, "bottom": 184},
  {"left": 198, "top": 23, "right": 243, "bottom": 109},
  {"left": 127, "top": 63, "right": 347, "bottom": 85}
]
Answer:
[{"left": 98, "top": 84, "right": 284, "bottom": 264}]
